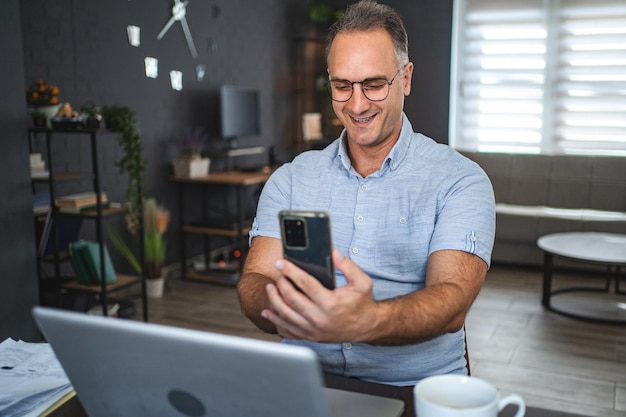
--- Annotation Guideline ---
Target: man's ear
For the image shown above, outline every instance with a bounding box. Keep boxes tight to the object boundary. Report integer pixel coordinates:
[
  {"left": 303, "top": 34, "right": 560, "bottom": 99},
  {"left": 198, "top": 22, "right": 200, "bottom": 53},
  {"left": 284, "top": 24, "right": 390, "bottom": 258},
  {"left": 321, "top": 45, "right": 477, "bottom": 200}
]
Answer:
[{"left": 403, "top": 62, "right": 414, "bottom": 96}]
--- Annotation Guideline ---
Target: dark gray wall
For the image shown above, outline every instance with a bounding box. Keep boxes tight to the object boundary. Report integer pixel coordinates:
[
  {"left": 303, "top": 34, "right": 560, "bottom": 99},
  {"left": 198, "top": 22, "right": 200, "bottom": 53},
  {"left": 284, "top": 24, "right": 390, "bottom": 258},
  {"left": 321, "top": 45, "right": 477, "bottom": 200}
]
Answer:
[
  {"left": 19, "top": 0, "right": 317, "bottom": 272},
  {"left": 20, "top": 0, "right": 304, "bottom": 199},
  {"left": 318, "top": 0, "right": 453, "bottom": 142},
  {"left": 0, "top": 0, "right": 41, "bottom": 341},
  {"left": 18, "top": 0, "right": 453, "bottom": 264},
  {"left": 2, "top": 0, "right": 453, "bottom": 328},
  {"left": 391, "top": 0, "right": 453, "bottom": 142}
]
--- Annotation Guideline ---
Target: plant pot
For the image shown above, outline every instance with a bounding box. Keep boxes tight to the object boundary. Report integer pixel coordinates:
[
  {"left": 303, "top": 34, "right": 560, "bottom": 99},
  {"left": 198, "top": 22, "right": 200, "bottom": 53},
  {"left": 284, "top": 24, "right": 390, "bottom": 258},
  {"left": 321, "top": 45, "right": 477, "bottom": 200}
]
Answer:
[
  {"left": 173, "top": 157, "right": 210, "bottom": 178},
  {"left": 84, "top": 117, "right": 102, "bottom": 129},
  {"left": 32, "top": 116, "right": 47, "bottom": 128},
  {"left": 146, "top": 276, "right": 165, "bottom": 298},
  {"left": 28, "top": 104, "right": 62, "bottom": 128}
]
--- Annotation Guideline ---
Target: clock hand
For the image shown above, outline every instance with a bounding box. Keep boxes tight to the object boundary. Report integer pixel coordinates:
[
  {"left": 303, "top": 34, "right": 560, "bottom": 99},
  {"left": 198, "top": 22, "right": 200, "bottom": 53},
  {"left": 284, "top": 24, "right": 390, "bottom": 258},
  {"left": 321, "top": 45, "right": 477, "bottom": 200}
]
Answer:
[
  {"left": 157, "top": 15, "right": 177, "bottom": 40},
  {"left": 156, "top": 0, "right": 198, "bottom": 59},
  {"left": 180, "top": 17, "right": 198, "bottom": 59},
  {"left": 157, "top": 0, "right": 185, "bottom": 39}
]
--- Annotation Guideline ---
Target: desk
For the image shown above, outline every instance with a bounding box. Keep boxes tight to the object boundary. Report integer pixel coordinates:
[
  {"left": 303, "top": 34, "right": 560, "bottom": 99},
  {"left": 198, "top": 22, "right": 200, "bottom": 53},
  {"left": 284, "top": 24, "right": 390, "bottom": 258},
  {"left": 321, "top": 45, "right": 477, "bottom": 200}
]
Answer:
[
  {"left": 172, "top": 169, "right": 271, "bottom": 284},
  {"left": 50, "top": 374, "right": 589, "bottom": 417},
  {"left": 537, "top": 232, "right": 626, "bottom": 324}
]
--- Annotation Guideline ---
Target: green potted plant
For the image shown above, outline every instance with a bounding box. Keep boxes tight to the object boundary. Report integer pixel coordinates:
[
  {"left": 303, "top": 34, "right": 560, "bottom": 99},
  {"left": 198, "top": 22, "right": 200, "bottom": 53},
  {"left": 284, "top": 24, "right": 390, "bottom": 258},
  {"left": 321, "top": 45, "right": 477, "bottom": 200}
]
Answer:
[
  {"left": 31, "top": 109, "right": 47, "bottom": 128},
  {"left": 102, "top": 105, "right": 147, "bottom": 228},
  {"left": 80, "top": 103, "right": 103, "bottom": 129},
  {"left": 107, "top": 198, "right": 170, "bottom": 297},
  {"left": 171, "top": 127, "right": 210, "bottom": 178}
]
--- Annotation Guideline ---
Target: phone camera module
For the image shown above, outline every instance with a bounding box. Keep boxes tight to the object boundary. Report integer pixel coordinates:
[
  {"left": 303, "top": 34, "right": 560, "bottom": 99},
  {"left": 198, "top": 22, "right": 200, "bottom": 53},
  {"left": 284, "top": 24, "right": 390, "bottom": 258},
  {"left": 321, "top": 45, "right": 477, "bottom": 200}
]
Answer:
[{"left": 284, "top": 219, "right": 307, "bottom": 248}]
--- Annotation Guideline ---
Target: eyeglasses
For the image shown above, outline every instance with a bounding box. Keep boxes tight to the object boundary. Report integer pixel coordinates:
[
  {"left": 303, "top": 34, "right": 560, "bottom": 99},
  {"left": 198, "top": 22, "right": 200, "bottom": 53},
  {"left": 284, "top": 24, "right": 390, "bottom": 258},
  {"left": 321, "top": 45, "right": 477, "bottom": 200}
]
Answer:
[{"left": 326, "top": 68, "right": 402, "bottom": 102}]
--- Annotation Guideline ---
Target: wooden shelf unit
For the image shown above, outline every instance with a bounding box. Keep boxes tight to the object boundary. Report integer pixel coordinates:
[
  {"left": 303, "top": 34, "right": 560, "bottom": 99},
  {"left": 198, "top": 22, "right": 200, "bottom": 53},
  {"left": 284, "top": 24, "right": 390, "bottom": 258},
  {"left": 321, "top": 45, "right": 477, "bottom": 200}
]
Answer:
[
  {"left": 29, "top": 127, "right": 147, "bottom": 319},
  {"left": 172, "top": 170, "right": 271, "bottom": 285},
  {"left": 63, "top": 274, "right": 141, "bottom": 293}
]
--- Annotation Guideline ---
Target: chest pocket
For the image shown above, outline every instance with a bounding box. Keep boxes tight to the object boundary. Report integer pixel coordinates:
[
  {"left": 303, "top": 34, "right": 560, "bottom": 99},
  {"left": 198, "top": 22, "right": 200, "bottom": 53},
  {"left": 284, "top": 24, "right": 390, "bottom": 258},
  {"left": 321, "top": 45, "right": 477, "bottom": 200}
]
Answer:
[{"left": 374, "top": 205, "right": 431, "bottom": 277}]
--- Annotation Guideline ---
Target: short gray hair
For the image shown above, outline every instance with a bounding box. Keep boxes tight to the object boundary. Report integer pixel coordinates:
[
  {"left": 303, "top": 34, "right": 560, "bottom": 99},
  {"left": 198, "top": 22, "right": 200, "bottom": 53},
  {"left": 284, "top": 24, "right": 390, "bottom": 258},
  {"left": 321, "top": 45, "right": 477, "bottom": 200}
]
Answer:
[{"left": 326, "top": 0, "right": 409, "bottom": 68}]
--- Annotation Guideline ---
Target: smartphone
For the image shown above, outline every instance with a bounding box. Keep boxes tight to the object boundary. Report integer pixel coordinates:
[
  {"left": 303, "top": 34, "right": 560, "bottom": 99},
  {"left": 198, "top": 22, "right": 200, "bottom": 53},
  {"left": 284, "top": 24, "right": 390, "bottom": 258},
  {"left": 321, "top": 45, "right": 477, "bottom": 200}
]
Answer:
[{"left": 278, "top": 210, "right": 336, "bottom": 290}]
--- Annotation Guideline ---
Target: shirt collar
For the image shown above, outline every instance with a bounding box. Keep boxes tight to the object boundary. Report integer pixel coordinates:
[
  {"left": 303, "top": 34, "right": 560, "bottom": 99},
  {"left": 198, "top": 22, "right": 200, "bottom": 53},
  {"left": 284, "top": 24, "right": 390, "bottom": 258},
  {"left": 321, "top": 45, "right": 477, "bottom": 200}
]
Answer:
[
  {"left": 336, "top": 132, "right": 352, "bottom": 172},
  {"left": 385, "top": 112, "right": 413, "bottom": 172},
  {"left": 335, "top": 112, "right": 414, "bottom": 174}
]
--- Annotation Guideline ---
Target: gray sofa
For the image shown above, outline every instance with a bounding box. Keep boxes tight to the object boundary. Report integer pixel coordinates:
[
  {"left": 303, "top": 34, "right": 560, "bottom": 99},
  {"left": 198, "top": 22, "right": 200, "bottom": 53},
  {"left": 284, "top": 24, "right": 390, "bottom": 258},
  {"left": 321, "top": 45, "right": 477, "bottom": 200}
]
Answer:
[{"left": 461, "top": 151, "right": 626, "bottom": 268}]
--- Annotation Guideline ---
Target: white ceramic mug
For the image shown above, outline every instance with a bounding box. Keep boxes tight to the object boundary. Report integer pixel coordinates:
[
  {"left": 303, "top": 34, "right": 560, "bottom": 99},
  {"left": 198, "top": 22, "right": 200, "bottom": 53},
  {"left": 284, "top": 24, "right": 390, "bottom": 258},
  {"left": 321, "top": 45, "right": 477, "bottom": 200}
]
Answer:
[{"left": 414, "top": 374, "right": 525, "bottom": 417}]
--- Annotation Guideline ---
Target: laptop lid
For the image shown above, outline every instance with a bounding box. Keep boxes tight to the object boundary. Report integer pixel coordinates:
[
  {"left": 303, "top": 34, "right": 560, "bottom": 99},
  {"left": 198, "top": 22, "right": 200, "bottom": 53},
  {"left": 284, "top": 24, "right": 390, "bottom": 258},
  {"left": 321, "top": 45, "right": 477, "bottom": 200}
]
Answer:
[{"left": 33, "top": 307, "right": 404, "bottom": 417}]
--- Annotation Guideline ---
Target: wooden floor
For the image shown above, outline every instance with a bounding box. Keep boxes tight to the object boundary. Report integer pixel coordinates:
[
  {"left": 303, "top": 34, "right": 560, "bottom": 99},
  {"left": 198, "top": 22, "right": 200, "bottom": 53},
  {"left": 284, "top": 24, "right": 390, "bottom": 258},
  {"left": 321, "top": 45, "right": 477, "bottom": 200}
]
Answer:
[{"left": 130, "top": 264, "right": 626, "bottom": 416}]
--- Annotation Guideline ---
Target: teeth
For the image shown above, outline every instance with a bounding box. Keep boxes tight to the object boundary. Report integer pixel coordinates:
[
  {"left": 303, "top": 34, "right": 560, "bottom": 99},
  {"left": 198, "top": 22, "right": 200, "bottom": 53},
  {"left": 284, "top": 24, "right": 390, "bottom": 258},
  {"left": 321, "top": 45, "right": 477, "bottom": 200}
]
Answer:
[{"left": 354, "top": 116, "right": 372, "bottom": 123}]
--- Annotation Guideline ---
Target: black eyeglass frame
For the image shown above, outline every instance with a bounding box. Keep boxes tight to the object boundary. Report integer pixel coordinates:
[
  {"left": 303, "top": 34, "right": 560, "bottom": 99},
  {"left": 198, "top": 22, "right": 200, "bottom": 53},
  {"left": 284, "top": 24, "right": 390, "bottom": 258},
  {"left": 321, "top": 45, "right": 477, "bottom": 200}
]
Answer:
[{"left": 326, "top": 68, "right": 403, "bottom": 102}]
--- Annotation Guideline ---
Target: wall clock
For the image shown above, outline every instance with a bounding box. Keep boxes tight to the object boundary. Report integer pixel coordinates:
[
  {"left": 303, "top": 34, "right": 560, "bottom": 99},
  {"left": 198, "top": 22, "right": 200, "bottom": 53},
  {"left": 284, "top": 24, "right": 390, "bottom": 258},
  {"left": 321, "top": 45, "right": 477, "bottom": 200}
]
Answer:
[
  {"left": 157, "top": 0, "right": 198, "bottom": 59},
  {"left": 127, "top": 1, "right": 208, "bottom": 89}
]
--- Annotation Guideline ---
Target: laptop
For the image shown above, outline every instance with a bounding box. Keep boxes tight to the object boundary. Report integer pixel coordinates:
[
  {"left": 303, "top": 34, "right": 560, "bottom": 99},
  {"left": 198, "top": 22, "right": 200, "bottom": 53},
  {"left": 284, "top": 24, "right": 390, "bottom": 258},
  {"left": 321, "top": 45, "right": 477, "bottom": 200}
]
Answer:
[{"left": 33, "top": 306, "right": 404, "bottom": 417}]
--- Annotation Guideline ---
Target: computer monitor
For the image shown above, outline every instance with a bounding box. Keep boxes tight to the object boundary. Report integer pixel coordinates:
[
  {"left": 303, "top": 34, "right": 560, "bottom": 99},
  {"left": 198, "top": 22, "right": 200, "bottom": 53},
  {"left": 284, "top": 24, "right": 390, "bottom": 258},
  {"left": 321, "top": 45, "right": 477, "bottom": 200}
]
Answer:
[{"left": 220, "top": 85, "right": 260, "bottom": 148}]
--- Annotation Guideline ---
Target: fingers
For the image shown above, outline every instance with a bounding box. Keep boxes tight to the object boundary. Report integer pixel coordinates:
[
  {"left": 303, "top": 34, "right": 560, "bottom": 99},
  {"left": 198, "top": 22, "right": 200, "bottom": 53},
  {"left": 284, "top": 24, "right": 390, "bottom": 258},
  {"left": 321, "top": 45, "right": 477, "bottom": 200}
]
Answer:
[
  {"left": 260, "top": 291, "right": 300, "bottom": 340},
  {"left": 262, "top": 282, "right": 316, "bottom": 340},
  {"left": 262, "top": 251, "right": 374, "bottom": 343},
  {"left": 274, "top": 259, "right": 326, "bottom": 295},
  {"left": 262, "top": 259, "right": 329, "bottom": 339}
]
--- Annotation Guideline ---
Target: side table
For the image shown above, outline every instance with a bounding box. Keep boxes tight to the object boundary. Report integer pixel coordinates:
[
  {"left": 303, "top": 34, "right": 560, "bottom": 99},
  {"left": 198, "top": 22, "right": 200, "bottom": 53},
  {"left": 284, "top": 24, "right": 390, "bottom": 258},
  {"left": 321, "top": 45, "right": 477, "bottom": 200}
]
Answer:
[{"left": 537, "top": 232, "right": 626, "bottom": 324}]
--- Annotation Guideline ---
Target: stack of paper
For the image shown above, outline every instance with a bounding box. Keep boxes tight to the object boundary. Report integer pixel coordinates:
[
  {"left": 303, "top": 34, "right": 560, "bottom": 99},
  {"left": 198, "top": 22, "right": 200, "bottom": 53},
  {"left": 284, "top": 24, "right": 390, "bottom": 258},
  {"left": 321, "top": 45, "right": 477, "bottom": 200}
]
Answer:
[
  {"left": 0, "top": 338, "right": 74, "bottom": 417},
  {"left": 30, "top": 153, "right": 49, "bottom": 179}
]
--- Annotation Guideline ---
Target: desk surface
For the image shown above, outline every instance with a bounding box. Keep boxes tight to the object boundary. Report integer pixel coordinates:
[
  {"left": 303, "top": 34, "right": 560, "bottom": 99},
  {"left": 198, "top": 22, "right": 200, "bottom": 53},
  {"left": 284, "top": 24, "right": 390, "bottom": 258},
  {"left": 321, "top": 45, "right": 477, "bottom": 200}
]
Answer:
[
  {"left": 324, "top": 374, "right": 587, "bottom": 417},
  {"left": 171, "top": 168, "right": 272, "bottom": 185},
  {"left": 537, "top": 232, "right": 626, "bottom": 264},
  {"left": 50, "top": 373, "right": 589, "bottom": 417}
]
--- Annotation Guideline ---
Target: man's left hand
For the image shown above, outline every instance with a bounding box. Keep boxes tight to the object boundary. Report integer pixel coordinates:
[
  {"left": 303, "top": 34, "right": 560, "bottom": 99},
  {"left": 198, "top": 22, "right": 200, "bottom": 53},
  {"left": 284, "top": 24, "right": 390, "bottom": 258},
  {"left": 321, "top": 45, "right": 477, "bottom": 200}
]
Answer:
[{"left": 261, "top": 250, "right": 380, "bottom": 343}]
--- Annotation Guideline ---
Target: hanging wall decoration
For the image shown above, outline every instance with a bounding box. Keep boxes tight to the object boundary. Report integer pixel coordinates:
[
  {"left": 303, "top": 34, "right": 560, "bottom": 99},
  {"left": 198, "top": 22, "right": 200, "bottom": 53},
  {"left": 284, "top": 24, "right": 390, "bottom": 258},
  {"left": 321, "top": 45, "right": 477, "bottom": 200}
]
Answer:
[
  {"left": 127, "top": 25, "right": 141, "bottom": 47},
  {"left": 144, "top": 57, "right": 159, "bottom": 79},
  {"left": 170, "top": 70, "right": 183, "bottom": 91}
]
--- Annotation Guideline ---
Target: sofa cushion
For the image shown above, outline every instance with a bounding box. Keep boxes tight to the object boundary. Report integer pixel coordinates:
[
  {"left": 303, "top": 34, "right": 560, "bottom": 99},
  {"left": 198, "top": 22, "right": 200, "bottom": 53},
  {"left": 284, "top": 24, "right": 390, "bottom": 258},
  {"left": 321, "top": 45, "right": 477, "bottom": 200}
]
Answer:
[{"left": 461, "top": 150, "right": 626, "bottom": 266}]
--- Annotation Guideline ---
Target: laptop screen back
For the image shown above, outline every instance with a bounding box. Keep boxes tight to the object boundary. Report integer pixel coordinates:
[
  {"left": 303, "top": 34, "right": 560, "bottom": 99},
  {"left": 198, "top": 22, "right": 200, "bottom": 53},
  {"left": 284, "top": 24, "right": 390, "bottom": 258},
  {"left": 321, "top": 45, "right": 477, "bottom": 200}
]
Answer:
[{"left": 33, "top": 306, "right": 331, "bottom": 417}]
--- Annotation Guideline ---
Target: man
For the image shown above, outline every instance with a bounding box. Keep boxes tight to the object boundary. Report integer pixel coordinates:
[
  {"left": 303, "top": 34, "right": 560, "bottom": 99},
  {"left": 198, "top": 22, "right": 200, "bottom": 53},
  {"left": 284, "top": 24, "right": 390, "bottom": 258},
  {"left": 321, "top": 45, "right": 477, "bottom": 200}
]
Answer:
[{"left": 237, "top": 0, "right": 495, "bottom": 386}]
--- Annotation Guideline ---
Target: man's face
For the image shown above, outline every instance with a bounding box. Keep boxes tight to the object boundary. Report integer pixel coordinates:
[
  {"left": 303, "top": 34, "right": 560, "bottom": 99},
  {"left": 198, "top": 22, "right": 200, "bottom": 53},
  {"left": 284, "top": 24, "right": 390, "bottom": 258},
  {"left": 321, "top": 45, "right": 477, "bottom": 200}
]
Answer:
[{"left": 327, "top": 29, "right": 413, "bottom": 149}]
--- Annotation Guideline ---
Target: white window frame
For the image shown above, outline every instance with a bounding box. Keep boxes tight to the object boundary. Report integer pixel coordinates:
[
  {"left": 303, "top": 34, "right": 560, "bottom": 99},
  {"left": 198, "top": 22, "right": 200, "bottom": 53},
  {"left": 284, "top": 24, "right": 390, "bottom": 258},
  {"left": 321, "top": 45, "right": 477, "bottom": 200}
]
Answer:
[{"left": 449, "top": 0, "right": 626, "bottom": 156}]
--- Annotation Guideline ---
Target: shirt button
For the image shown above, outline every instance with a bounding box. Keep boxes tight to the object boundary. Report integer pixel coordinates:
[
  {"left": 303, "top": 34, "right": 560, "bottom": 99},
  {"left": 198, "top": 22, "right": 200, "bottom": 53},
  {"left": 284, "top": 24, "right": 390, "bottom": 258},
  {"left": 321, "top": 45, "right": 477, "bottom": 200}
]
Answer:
[
  {"left": 361, "top": 184, "right": 368, "bottom": 191},
  {"left": 470, "top": 235, "right": 477, "bottom": 242},
  {"left": 357, "top": 215, "right": 364, "bottom": 222},
  {"left": 399, "top": 217, "right": 407, "bottom": 224},
  {"left": 352, "top": 248, "right": 359, "bottom": 254},
  {"left": 344, "top": 343, "right": 352, "bottom": 349}
]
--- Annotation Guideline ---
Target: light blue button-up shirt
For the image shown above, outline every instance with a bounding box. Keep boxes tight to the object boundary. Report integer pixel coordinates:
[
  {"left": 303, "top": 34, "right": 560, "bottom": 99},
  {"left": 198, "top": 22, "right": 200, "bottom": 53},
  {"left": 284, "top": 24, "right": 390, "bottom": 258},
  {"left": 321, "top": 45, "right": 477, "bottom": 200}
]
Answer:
[{"left": 249, "top": 113, "right": 496, "bottom": 386}]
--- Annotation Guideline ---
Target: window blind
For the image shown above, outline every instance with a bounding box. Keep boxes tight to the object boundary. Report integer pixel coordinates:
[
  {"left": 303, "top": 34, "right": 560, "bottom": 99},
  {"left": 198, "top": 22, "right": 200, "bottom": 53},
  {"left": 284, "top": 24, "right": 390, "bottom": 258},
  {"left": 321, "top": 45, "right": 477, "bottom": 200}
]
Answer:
[
  {"left": 450, "top": 0, "right": 626, "bottom": 156},
  {"left": 555, "top": 0, "right": 626, "bottom": 155}
]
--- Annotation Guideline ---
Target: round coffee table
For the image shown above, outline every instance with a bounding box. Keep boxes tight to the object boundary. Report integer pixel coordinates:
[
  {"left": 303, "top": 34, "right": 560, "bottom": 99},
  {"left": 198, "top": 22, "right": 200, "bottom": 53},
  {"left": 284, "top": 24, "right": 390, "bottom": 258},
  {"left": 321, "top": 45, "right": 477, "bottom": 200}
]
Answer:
[{"left": 537, "top": 232, "right": 626, "bottom": 324}]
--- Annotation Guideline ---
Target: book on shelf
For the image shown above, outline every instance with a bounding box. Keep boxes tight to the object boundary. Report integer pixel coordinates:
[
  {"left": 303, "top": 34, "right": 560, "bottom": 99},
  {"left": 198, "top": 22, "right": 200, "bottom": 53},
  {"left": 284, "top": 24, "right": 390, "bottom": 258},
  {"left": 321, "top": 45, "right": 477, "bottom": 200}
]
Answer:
[
  {"left": 33, "top": 192, "right": 50, "bottom": 215},
  {"left": 38, "top": 210, "right": 83, "bottom": 257},
  {"left": 55, "top": 191, "right": 108, "bottom": 208},
  {"left": 69, "top": 240, "right": 117, "bottom": 285},
  {"left": 58, "top": 200, "right": 111, "bottom": 214}
]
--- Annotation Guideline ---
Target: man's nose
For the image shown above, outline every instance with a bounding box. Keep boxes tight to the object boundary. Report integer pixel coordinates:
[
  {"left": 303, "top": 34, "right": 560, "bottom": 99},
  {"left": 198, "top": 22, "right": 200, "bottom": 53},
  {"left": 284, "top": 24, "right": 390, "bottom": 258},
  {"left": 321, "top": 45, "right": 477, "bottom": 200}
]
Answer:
[{"left": 347, "top": 83, "right": 369, "bottom": 109}]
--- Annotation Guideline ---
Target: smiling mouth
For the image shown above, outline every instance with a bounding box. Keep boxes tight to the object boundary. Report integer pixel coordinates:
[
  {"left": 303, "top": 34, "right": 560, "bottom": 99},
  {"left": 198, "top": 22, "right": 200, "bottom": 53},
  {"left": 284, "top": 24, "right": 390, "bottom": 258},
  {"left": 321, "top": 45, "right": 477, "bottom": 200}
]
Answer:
[{"left": 352, "top": 115, "right": 374, "bottom": 123}]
